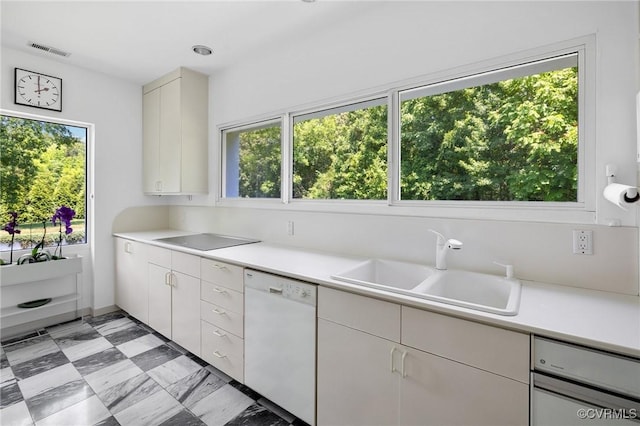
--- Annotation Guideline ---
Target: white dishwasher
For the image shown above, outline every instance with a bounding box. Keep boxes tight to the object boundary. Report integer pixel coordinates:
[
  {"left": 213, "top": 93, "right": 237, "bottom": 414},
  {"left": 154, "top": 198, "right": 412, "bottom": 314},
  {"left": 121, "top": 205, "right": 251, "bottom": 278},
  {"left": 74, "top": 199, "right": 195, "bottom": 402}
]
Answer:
[
  {"left": 531, "top": 336, "right": 640, "bottom": 425},
  {"left": 244, "top": 269, "right": 317, "bottom": 426}
]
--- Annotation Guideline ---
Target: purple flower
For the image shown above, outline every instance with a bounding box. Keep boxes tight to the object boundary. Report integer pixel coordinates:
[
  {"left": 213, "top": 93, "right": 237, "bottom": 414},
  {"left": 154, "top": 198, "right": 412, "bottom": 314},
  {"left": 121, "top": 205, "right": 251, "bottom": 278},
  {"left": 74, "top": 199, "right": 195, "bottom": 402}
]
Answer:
[
  {"left": 52, "top": 206, "right": 75, "bottom": 235},
  {"left": 2, "top": 212, "right": 21, "bottom": 235},
  {"left": 3, "top": 211, "right": 20, "bottom": 264}
]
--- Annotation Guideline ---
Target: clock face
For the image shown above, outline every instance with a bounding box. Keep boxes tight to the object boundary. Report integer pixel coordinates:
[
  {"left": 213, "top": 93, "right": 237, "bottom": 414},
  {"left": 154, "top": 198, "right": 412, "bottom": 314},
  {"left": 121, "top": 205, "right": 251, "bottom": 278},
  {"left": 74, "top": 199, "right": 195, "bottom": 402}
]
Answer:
[{"left": 14, "top": 68, "right": 62, "bottom": 111}]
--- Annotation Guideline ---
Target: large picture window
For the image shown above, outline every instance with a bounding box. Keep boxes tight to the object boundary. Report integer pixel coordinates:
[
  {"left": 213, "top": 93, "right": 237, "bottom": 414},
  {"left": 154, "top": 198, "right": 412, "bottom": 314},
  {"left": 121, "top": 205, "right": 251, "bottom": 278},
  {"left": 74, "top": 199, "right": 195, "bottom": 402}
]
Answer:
[
  {"left": 293, "top": 98, "right": 388, "bottom": 200},
  {"left": 0, "top": 114, "right": 87, "bottom": 253},
  {"left": 399, "top": 53, "right": 579, "bottom": 202},
  {"left": 219, "top": 40, "right": 591, "bottom": 221}
]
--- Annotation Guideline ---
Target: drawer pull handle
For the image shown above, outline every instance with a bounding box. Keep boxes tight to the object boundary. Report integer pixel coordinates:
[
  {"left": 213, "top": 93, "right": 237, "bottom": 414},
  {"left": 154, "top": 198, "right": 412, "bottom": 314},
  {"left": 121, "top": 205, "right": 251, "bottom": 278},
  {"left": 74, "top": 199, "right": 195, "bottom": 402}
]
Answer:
[
  {"left": 212, "top": 287, "right": 228, "bottom": 294},
  {"left": 213, "top": 329, "right": 227, "bottom": 337},
  {"left": 269, "top": 287, "right": 283, "bottom": 294},
  {"left": 211, "top": 264, "right": 228, "bottom": 270},
  {"left": 213, "top": 351, "right": 227, "bottom": 358},
  {"left": 212, "top": 308, "right": 226, "bottom": 315}
]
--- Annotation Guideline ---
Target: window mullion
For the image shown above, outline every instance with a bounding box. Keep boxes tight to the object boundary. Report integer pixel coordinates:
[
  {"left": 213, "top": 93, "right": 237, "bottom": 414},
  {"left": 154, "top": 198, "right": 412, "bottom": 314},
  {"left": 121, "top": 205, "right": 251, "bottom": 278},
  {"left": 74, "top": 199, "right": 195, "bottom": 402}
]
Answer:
[
  {"left": 388, "top": 90, "right": 400, "bottom": 206},
  {"left": 282, "top": 113, "right": 291, "bottom": 204}
]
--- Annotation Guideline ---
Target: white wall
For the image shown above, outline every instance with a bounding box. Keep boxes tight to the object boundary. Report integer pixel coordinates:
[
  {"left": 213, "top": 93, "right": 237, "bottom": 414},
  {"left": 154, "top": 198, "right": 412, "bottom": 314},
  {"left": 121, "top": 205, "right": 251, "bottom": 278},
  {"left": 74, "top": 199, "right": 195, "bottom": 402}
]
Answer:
[
  {"left": 1, "top": 47, "right": 163, "bottom": 312},
  {"left": 170, "top": 1, "right": 639, "bottom": 295},
  {"left": 2, "top": 2, "right": 638, "bottom": 312}
]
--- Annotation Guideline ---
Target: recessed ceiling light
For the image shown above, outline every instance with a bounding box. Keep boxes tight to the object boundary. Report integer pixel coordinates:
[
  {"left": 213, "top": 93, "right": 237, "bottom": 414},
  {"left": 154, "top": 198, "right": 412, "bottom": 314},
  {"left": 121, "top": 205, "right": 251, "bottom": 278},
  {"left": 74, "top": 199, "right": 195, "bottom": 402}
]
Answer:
[{"left": 192, "top": 45, "right": 213, "bottom": 56}]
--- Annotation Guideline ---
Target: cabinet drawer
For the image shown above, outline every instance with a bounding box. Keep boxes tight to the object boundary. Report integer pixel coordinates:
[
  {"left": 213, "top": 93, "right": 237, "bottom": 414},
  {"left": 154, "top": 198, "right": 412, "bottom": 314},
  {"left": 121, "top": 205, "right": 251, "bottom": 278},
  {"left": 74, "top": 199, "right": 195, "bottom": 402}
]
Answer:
[
  {"left": 201, "top": 259, "right": 243, "bottom": 292},
  {"left": 172, "top": 251, "right": 200, "bottom": 278},
  {"left": 401, "top": 307, "right": 529, "bottom": 383},
  {"left": 201, "top": 300, "right": 243, "bottom": 337},
  {"left": 201, "top": 281, "right": 243, "bottom": 314},
  {"left": 318, "top": 286, "right": 400, "bottom": 342},
  {"left": 148, "top": 245, "right": 171, "bottom": 266},
  {"left": 201, "top": 320, "right": 244, "bottom": 381}
]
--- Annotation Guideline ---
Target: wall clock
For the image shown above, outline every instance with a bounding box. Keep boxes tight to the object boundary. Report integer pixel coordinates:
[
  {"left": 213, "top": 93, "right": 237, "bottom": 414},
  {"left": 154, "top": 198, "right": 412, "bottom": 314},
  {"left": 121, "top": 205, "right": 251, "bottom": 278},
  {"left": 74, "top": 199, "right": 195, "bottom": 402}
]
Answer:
[{"left": 14, "top": 68, "right": 62, "bottom": 112}]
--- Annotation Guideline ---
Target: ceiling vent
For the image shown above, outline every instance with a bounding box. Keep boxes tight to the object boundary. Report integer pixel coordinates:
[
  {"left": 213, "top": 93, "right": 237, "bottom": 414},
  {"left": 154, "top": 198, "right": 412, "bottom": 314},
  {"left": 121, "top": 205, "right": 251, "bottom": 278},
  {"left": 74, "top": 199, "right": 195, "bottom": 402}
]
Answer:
[{"left": 27, "top": 41, "right": 71, "bottom": 57}]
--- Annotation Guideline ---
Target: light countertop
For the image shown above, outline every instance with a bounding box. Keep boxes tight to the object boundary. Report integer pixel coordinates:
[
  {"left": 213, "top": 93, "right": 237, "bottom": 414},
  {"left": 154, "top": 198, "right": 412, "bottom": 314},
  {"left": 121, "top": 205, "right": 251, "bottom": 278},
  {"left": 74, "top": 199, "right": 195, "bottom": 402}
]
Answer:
[{"left": 114, "top": 230, "right": 640, "bottom": 358}]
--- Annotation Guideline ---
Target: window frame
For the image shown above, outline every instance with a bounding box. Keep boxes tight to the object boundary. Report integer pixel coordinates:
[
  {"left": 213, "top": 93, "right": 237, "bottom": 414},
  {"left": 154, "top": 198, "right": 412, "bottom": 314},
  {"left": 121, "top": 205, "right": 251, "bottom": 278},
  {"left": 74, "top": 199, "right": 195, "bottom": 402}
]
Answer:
[
  {"left": 290, "top": 95, "right": 390, "bottom": 202},
  {"left": 0, "top": 109, "right": 92, "bottom": 254},
  {"left": 216, "top": 36, "right": 596, "bottom": 223},
  {"left": 219, "top": 117, "right": 285, "bottom": 202},
  {"left": 391, "top": 46, "right": 591, "bottom": 210}
]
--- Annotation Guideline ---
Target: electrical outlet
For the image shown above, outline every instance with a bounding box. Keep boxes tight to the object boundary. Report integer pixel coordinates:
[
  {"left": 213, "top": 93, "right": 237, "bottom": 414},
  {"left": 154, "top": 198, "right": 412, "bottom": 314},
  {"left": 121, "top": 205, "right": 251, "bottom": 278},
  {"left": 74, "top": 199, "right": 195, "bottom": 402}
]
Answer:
[
  {"left": 573, "top": 230, "right": 593, "bottom": 255},
  {"left": 287, "top": 220, "right": 295, "bottom": 236}
]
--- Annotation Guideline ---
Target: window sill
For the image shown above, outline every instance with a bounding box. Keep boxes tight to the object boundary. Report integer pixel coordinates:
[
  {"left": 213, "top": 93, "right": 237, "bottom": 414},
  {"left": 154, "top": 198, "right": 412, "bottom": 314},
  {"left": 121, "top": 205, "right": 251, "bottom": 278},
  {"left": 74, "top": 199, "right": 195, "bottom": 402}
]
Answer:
[{"left": 215, "top": 198, "right": 596, "bottom": 224}]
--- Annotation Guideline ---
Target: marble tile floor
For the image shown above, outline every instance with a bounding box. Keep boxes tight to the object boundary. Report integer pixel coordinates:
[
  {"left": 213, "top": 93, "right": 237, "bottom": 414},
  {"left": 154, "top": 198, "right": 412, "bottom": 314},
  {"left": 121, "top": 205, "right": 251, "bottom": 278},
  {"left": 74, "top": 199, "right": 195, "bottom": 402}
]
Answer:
[{"left": 0, "top": 311, "right": 306, "bottom": 426}]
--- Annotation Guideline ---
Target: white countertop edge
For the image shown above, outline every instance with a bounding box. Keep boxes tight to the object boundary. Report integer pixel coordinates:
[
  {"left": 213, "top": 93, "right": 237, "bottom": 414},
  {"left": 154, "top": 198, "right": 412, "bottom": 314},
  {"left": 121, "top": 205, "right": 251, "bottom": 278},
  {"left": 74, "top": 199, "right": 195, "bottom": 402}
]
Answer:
[{"left": 113, "top": 230, "right": 640, "bottom": 358}]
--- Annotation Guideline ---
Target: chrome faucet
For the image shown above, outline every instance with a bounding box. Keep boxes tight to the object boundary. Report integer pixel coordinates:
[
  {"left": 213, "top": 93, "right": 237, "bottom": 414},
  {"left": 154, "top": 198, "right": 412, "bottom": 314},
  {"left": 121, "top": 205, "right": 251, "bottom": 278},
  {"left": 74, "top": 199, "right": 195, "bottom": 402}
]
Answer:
[{"left": 429, "top": 229, "right": 463, "bottom": 270}]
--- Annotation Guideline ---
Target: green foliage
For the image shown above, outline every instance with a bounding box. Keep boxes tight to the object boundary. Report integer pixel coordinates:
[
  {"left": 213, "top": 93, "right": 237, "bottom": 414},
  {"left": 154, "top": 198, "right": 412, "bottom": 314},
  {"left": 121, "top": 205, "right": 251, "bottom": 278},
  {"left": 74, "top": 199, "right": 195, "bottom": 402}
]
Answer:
[
  {"left": 0, "top": 116, "right": 86, "bottom": 250},
  {"left": 231, "top": 66, "right": 577, "bottom": 203},
  {"left": 293, "top": 105, "right": 388, "bottom": 199},
  {"left": 237, "top": 126, "right": 281, "bottom": 198},
  {"left": 400, "top": 67, "right": 578, "bottom": 201}
]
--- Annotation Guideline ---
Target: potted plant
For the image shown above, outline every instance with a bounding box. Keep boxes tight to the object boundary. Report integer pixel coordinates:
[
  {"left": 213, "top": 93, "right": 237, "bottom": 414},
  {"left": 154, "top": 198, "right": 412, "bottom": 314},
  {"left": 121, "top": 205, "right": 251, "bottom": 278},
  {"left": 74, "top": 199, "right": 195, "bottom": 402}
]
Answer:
[{"left": 1, "top": 206, "right": 82, "bottom": 309}]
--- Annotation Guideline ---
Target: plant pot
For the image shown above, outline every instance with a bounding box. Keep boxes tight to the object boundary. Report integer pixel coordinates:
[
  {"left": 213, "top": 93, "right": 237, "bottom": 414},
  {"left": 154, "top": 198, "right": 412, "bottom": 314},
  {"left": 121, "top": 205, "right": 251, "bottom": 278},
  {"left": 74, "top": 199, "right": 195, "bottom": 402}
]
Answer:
[{"left": 0, "top": 256, "right": 82, "bottom": 286}]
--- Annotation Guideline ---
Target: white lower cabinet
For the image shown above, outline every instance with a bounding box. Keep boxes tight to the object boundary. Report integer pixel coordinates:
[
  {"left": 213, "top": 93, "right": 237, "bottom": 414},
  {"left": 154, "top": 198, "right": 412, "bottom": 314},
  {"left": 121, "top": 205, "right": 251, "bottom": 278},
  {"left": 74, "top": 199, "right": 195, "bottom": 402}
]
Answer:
[
  {"left": 201, "top": 319, "right": 244, "bottom": 380},
  {"left": 115, "top": 238, "right": 149, "bottom": 323},
  {"left": 398, "top": 344, "right": 529, "bottom": 426},
  {"left": 148, "top": 262, "right": 171, "bottom": 339},
  {"left": 147, "top": 246, "right": 201, "bottom": 356},
  {"left": 171, "top": 270, "right": 201, "bottom": 355},
  {"left": 199, "top": 259, "right": 245, "bottom": 381},
  {"left": 116, "top": 237, "right": 244, "bottom": 376},
  {"left": 317, "top": 286, "right": 529, "bottom": 426},
  {"left": 318, "top": 318, "right": 400, "bottom": 426}
]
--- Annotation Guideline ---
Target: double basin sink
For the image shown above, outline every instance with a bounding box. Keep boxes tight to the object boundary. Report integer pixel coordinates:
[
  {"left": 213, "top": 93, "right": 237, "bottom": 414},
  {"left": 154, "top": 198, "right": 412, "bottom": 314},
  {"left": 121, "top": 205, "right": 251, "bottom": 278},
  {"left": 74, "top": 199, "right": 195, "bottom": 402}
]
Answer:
[{"left": 331, "top": 259, "right": 521, "bottom": 316}]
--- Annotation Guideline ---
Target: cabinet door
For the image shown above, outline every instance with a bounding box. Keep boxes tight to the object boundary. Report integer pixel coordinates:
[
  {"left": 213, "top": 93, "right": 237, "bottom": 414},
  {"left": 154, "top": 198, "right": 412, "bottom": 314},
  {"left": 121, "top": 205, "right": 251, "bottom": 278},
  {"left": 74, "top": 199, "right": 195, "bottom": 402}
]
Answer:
[
  {"left": 158, "top": 78, "right": 181, "bottom": 193},
  {"left": 115, "top": 239, "right": 148, "bottom": 323},
  {"left": 148, "top": 263, "right": 172, "bottom": 340},
  {"left": 399, "top": 345, "right": 529, "bottom": 426},
  {"left": 142, "top": 88, "right": 161, "bottom": 193},
  {"left": 317, "top": 319, "right": 400, "bottom": 426},
  {"left": 171, "top": 271, "right": 201, "bottom": 356}
]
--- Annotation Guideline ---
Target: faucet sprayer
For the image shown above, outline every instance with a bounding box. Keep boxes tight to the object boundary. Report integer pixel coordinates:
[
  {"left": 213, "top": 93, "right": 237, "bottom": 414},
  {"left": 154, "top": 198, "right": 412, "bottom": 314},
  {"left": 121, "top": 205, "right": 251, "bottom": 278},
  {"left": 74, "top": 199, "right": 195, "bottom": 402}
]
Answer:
[{"left": 429, "top": 229, "right": 463, "bottom": 270}]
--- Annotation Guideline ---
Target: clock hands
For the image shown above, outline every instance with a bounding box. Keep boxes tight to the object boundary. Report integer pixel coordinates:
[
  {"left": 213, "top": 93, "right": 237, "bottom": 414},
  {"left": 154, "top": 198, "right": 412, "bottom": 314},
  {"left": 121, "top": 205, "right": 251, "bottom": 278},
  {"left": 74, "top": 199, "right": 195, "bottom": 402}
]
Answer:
[
  {"left": 34, "top": 76, "right": 51, "bottom": 94},
  {"left": 16, "top": 70, "right": 61, "bottom": 110}
]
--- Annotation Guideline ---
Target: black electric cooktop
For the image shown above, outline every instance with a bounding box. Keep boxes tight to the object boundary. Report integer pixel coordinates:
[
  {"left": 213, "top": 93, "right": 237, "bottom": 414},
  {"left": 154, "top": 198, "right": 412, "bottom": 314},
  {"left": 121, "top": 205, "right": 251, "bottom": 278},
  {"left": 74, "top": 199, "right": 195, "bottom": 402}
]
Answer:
[{"left": 154, "top": 233, "right": 259, "bottom": 251}]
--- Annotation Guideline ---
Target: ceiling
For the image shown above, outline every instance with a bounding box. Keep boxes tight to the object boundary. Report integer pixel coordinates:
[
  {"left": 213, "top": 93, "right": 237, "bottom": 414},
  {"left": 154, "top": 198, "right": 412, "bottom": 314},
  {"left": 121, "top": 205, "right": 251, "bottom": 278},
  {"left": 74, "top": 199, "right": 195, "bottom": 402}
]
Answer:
[{"left": 1, "top": 1, "right": 367, "bottom": 85}]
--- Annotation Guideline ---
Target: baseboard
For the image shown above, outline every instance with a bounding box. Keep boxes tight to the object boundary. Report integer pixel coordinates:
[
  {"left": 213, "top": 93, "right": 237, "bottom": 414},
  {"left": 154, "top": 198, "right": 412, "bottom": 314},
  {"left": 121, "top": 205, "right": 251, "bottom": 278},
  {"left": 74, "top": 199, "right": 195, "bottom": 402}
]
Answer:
[
  {"left": 1, "top": 308, "right": 90, "bottom": 341},
  {"left": 91, "top": 305, "right": 120, "bottom": 317}
]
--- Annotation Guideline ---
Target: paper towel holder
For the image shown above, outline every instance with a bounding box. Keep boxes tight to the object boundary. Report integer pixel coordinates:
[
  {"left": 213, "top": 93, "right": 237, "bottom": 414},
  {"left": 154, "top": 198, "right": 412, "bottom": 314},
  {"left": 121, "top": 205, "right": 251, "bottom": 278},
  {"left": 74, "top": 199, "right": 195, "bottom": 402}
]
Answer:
[{"left": 605, "top": 164, "right": 640, "bottom": 205}]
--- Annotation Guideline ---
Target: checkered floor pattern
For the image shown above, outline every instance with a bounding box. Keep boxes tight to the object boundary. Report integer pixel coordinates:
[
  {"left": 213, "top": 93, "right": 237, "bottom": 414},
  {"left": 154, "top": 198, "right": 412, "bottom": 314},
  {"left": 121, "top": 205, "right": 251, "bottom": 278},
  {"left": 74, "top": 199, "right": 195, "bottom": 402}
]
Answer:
[{"left": 0, "top": 311, "right": 305, "bottom": 426}]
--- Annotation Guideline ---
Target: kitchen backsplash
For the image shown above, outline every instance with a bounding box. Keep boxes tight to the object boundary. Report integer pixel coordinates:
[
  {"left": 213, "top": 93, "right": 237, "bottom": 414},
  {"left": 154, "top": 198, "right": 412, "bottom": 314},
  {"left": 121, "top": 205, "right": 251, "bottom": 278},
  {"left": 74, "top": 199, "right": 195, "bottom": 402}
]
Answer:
[{"left": 112, "top": 205, "right": 639, "bottom": 296}]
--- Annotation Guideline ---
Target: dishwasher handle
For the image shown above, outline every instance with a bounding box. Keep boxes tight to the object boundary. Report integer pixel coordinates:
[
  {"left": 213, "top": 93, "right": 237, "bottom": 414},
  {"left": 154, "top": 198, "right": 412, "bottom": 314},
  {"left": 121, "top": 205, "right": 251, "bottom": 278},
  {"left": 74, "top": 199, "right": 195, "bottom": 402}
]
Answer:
[
  {"left": 533, "top": 373, "right": 640, "bottom": 414},
  {"left": 245, "top": 269, "right": 317, "bottom": 306}
]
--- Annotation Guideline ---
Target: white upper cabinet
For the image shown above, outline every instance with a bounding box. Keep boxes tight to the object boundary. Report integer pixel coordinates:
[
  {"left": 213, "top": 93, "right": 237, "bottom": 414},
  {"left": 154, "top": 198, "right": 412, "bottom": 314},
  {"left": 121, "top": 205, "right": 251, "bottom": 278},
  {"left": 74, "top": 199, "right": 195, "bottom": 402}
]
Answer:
[{"left": 142, "top": 67, "right": 208, "bottom": 195}]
